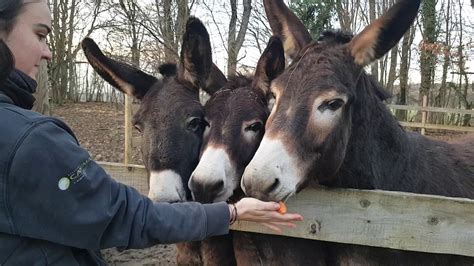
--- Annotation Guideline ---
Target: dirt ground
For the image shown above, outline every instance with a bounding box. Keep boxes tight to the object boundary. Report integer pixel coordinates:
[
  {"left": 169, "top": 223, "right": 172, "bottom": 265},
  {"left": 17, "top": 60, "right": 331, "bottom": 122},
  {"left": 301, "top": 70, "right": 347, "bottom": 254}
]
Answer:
[{"left": 51, "top": 102, "right": 472, "bottom": 265}]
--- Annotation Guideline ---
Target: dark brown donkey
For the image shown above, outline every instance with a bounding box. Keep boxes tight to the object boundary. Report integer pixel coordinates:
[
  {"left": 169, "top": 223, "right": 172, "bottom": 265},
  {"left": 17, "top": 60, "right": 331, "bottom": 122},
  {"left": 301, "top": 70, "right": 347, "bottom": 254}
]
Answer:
[
  {"left": 82, "top": 18, "right": 230, "bottom": 265},
  {"left": 82, "top": 18, "right": 226, "bottom": 203},
  {"left": 189, "top": 37, "right": 332, "bottom": 265},
  {"left": 242, "top": 0, "right": 474, "bottom": 264}
]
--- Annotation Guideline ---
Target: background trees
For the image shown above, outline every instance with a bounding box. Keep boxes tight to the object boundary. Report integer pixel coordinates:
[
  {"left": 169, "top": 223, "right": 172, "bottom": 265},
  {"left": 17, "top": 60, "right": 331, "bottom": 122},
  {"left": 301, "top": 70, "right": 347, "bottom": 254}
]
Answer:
[{"left": 40, "top": 0, "right": 473, "bottom": 127}]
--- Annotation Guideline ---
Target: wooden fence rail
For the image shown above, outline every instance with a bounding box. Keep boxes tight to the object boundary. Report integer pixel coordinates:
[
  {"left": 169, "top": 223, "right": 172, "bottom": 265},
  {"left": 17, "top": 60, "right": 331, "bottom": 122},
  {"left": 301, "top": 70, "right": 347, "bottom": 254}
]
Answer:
[
  {"left": 99, "top": 162, "right": 474, "bottom": 257},
  {"left": 386, "top": 103, "right": 474, "bottom": 133}
]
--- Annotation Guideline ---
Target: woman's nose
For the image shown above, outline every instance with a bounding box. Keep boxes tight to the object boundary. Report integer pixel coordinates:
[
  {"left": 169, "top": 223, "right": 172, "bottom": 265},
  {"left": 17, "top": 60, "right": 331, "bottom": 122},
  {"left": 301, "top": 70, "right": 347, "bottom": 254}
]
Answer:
[{"left": 42, "top": 45, "right": 52, "bottom": 61}]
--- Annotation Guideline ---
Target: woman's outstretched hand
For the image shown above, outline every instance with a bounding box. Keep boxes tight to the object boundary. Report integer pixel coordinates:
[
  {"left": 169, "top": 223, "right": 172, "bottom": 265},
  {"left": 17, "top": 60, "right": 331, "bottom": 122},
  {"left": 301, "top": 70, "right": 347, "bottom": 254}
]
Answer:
[{"left": 229, "top": 197, "right": 304, "bottom": 233}]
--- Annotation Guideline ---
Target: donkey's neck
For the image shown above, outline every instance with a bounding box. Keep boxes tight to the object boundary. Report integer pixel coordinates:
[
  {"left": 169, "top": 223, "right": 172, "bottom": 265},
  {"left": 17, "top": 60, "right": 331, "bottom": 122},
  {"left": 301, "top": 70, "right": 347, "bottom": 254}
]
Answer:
[{"left": 334, "top": 74, "right": 473, "bottom": 198}]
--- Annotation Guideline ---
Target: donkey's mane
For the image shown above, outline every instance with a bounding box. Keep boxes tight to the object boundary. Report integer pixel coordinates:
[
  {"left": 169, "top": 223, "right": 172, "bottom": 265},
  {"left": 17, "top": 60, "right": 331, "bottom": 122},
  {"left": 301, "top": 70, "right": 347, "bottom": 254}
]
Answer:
[
  {"left": 207, "top": 75, "right": 254, "bottom": 102},
  {"left": 158, "top": 63, "right": 178, "bottom": 78},
  {"left": 334, "top": 70, "right": 474, "bottom": 199}
]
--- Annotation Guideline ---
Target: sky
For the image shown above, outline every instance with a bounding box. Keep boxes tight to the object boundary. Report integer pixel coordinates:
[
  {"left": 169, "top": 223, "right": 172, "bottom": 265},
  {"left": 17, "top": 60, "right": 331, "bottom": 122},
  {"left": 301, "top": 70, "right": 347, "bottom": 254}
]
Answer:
[
  {"left": 83, "top": 0, "right": 474, "bottom": 89},
  {"left": 193, "top": 0, "right": 474, "bottom": 86}
]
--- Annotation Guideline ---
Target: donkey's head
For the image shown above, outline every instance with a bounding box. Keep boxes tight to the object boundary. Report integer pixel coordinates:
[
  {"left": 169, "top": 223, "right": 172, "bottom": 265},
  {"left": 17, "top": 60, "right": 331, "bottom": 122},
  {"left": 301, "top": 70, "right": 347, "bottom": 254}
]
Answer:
[
  {"left": 82, "top": 17, "right": 226, "bottom": 203},
  {"left": 241, "top": 0, "right": 421, "bottom": 201},
  {"left": 188, "top": 37, "right": 285, "bottom": 203}
]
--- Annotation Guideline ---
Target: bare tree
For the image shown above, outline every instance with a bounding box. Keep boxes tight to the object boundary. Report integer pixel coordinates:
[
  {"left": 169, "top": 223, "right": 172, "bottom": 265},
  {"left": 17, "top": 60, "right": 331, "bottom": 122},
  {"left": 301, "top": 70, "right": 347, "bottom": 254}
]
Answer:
[
  {"left": 227, "top": 0, "right": 252, "bottom": 76},
  {"left": 33, "top": 61, "right": 50, "bottom": 115},
  {"left": 419, "top": 0, "right": 439, "bottom": 105}
]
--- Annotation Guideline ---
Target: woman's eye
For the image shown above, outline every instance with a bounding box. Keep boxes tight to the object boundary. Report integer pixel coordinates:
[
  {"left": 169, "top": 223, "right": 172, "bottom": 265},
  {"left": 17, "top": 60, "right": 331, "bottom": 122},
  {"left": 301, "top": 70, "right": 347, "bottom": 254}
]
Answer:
[
  {"left": 245, "top": 122, "right": 263, "bottom": 132},
  {"left": 319, "top": 99, "right": 345, "bottom": 112},
  {"left": 37, "top": 34, "right": 46, "bottom": 42}
]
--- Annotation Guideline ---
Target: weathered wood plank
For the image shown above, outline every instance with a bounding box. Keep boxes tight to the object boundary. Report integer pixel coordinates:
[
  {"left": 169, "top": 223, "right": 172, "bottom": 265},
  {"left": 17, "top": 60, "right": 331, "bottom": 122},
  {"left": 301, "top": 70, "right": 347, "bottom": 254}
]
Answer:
[
  {"left": 387, "top": 104, "right": 474, "bottom": 115},
  {"left": 231, "top": 187, "right": 474, "bottom": 257},
  {"left": 97, "top": 163, "right": 474, "bottom": 257},
  {"left": 124, "top": 95, "right": 133, "bottom": 164},
  {"left": 99, "top": 161, "right": 149, "bottom": 195},
  {"left": 398, "top": 122, "right": 474, "bottom": 132}
]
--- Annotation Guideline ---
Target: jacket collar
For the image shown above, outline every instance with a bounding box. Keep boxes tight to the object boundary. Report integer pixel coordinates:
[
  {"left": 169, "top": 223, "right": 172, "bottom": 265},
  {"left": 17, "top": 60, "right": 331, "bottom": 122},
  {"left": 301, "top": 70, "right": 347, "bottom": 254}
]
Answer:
[{"left": 0, "top": 91, "right": 14, "bottom": 104}]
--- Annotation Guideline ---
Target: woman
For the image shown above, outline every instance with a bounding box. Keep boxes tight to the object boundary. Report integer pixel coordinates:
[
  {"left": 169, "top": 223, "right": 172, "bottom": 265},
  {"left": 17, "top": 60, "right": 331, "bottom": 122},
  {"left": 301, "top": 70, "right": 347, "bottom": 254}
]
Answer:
[{"left": 0, "top": 1, "right": 303, "bottom": 264}]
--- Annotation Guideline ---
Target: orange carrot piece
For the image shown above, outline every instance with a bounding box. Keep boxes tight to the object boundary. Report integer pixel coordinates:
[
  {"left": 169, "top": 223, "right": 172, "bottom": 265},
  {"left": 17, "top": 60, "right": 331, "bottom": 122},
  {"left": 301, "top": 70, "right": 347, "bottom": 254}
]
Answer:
[{"left": 278, "top": 201, "right": 287, "bottom": 214}]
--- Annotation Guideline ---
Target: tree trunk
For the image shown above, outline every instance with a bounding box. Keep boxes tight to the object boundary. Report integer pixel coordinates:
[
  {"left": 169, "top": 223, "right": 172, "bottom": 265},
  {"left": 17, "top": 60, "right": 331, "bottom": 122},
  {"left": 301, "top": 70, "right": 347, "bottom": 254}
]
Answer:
[
  {"left": 161, "top": 0, "right": 177, "bottom": 63},
  {"left": 396, "top": 26, "right": 415, "bottom": 121},
  {"left": 434, "top": 0, "right": 452, "bottom": 124},
  {"left": 32, "top": 61, "right": 50, "bottom": 115},
  {"left": 386, "top": 44, "right": 398, "bottom": 96},
  {"left": 227, "top": 0, "right": 252, "bottom": 76},
  {"left": 175, "top": 0, "right": 189, "bottom": 49},
  {"left": 419, "top": 0, "right": 438, "bottom": 106},
  {"left": 369, "top": 0, "right": 378, "bottom": 81},
  {"left": 335, "top": 0, "right": 351, "bottom": 31}
]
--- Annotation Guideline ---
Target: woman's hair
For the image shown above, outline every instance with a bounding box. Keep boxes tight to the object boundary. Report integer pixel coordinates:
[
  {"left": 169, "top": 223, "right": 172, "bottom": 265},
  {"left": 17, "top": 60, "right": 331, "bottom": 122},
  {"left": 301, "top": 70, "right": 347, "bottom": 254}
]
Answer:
[
  {"left": 0, "top": 0, "right": 24, "bottom": 34},
  {"left": 0, "top": 39, "right": 14, "bottom": 84},
  {"left": 0, "top": 0, "right": 22, "bottom": 83}
]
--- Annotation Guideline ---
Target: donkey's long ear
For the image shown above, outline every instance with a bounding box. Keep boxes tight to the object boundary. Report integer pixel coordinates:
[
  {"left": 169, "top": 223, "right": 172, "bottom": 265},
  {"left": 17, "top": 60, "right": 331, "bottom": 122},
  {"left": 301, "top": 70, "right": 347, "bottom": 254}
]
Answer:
[
  {"left": 177, "top": 17, "right": 213, "bottom": 91},
  {"left": 263, "top": 0, "right": 312, "bottom": 60},
  {"left": 203, "top": 64, "right": 227, "bottom": 95},
  {"left": 252, "top": 36, "right": 285, "bottom": 99},
  {"left": 82, "top": 38, "right": 158, "bottom": 100},
  {"left": 349, "top": 0, "right": 421, "bottom": 66}
]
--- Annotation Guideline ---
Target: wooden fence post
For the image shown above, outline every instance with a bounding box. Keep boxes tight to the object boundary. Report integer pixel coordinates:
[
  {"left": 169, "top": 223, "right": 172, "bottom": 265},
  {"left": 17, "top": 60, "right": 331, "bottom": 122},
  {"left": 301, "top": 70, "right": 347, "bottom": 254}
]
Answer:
[
  {"left": 124, "top": 95, "right": 133, "bottom": 164},
  {"left": 421, "top": 95, "right": 428, "bottom": 135}
]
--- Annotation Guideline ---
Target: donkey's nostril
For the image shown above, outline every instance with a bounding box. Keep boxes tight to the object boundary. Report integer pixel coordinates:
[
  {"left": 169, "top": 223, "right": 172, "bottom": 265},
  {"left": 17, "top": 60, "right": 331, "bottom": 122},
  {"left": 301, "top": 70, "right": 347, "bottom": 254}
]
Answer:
[
  {"left": 213, "top": 180, "right": 224, "bottom": 191},
  {"left": 188, "top": 178, "right": 225, "bottom": 203},
  {"left": 266, "top": 178, "right": 280, "bottom": 193}
]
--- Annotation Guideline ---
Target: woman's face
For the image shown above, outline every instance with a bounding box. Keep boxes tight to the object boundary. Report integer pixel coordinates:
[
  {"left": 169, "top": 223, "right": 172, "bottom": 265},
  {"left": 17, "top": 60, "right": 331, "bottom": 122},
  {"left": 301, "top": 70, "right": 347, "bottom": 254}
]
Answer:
[{"left": 4, "top": 0, "right": 52, "bottom": 80}]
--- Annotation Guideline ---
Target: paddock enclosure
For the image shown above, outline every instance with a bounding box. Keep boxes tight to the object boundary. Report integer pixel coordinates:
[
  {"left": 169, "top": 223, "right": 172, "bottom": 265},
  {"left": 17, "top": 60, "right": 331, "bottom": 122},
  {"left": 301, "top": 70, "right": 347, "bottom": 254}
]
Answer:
[
  {"left": 40, "top": 0, "right": 474, "bottom": 263},
  {"left": 99, "top": 161, "right": 474, "bottom": 258}
]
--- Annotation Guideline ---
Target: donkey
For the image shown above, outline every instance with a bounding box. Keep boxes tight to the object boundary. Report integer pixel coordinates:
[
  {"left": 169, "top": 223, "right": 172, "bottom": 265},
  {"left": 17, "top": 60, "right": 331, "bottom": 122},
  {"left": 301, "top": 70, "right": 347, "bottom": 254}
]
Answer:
[
  {"left": 189, "top": 36, "right": 336, "bottom": 265},
  {"left": 82, "top": 17, "right": 232, "bottom": 265},
  {"left": 241, "top": 0, "right": 474, "bottom": 264}
]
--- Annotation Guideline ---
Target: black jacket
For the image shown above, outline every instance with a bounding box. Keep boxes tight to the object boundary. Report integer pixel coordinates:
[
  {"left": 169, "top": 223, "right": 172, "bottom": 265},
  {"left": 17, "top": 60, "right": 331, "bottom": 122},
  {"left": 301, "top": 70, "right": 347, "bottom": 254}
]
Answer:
[{"left": 0, "top": 70, "right": 230, "bottom": 265}]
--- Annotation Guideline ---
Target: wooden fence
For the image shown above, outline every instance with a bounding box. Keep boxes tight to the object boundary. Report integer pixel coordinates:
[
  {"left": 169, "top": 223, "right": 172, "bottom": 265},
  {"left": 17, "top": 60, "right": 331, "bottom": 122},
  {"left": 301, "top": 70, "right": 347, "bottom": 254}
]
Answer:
[
  {"left": 386, "top": 98, "right": 474, "bottom": 133},
  {"left": 99, "top": 162, "right": 474, "bottom": 258}
]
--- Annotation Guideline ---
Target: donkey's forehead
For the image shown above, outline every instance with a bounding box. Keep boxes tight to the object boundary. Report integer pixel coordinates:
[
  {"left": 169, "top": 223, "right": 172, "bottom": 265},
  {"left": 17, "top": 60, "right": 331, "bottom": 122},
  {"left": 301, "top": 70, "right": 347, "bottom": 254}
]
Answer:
[
  {"left": 273, "top": 45, "right": 355, "bottom": 95},
  {"left": 206, "top": 87, "right": 266, "bottom": 115},
  {"left": 136, "top": 79, "right": 202, "bottom": 120}
]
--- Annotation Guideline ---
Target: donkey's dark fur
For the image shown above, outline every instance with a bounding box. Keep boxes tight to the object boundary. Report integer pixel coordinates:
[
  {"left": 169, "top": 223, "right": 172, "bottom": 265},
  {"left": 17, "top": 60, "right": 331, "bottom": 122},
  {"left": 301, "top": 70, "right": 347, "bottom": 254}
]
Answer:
[
  {"left": 82, "top": 18, "right": 226, "bottom": 203},
  {"left": 82, "top": 18, "right": 237, "bottom": 265},
  {"left": 189, "top": 37, "right": 340, "bottom": 265},
  {"left": 241, "top": 0, "right": 474, "bottom": 264}
]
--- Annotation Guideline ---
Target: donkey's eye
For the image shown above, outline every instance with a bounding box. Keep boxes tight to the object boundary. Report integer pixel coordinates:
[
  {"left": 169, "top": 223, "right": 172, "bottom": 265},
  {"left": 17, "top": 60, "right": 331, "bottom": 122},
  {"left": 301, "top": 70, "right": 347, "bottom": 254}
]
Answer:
[
  {"left": 134, "top": 124, "right": 143, "bottom": 133},
  {"left": 187, "top": 117, "right": 205, "bottom": 133},
  {"left": 245, "top": 122, "right": 263, "bottom": 132},
  {"left": 319, "top": 99, "right": 345, "bottom": 112}
]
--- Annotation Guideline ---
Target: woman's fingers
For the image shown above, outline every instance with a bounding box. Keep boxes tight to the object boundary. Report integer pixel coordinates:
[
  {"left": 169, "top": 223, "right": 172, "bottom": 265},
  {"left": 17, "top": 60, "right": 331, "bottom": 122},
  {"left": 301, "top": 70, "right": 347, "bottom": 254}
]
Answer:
[
  {"left": 234, "top": 197, "right": 304, "bottom": 224},
  {"left": 252, "top": 211, "right": 304, "bottom": 222},
  {"left": 271, "top": 212, "right": 304, "bottom": 222}
]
